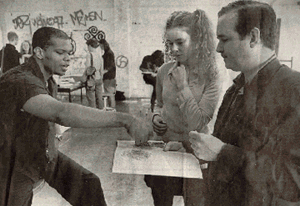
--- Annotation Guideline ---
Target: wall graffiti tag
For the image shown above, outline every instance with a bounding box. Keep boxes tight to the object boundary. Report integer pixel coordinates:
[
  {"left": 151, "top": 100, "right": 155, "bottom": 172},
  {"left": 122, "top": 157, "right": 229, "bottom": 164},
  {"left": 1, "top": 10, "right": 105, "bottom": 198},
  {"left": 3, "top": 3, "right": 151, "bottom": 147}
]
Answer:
[
  {"left": 12, "top": 13, "right": 65, "bottom": 31},
  {"left": 7, "top": 9, "right": 112, "bottom": 76},
  {"left": 116, "top": 55, "right": 128, "bottom": 68},
  {"left": 70, "top": 9, "right": 106, "bottom": 26},
  {"left": 84, "top": 26, "right": 106, "bottom": 42}
]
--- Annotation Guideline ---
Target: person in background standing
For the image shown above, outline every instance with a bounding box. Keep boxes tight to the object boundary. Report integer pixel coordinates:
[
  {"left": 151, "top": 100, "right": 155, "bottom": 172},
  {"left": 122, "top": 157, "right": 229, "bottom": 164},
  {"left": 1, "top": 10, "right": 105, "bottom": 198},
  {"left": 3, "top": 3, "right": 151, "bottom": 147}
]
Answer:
[
  {"left": 99, "top": 39, "right": 116, "bottom": 109},
  {"left": 0, "top": 31, "right": 20, "bottom": 74},
  {"left": 85, "top": 38, "right": 104, "bottom": 109},
  {"left": 20, "top": 40, "right": 33, "bottom": 64},
  {"left": 140, "top": 50, "right": 165, "bottom": 112}
]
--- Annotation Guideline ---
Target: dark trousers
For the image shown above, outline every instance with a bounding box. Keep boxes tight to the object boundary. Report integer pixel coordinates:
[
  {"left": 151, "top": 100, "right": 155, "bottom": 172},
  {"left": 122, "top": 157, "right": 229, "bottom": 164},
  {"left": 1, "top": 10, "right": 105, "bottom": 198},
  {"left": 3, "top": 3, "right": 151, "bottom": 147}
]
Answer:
[
  {"left": 150, "top": 86, "right": 156, "bottom": 112},
  {"left": 145, "top": 175, "right": 205, "bottom": 206},
  {"left": 6, "top": 151, "right": 107, "bottom": 206}
]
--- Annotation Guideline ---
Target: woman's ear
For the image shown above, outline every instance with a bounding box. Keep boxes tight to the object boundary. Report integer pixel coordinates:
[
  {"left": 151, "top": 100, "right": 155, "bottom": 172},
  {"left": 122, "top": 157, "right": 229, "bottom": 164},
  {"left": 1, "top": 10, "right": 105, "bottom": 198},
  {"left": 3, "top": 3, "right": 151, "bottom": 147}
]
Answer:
[{"left": 34, "top": 47, "right": 44, "bottom": 59}]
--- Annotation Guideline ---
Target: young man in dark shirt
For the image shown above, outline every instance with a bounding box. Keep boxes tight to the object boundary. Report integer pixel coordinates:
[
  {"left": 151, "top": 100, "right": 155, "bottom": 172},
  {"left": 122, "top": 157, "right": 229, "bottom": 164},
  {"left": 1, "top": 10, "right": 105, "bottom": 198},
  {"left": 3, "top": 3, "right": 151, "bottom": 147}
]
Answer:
[
  {"left": 0, "top": 27, "right": 151, "bottom": 206},
  {"left": 0, "top": 31, "right": 20, "bottom": 74}
]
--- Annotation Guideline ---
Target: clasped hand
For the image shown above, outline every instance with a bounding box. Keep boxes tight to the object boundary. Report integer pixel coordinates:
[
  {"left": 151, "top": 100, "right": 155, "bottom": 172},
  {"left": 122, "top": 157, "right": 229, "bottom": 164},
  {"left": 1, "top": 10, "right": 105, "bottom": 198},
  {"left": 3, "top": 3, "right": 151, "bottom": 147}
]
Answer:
[
  {"left": 152, "top": 114, "right": 168, "bottom": 137},
  {"left": 170, "top": 61, "right": 189, "bottom": 91},
  {"left": 189, "top": 131, "right": 225, "bottom": 161}
]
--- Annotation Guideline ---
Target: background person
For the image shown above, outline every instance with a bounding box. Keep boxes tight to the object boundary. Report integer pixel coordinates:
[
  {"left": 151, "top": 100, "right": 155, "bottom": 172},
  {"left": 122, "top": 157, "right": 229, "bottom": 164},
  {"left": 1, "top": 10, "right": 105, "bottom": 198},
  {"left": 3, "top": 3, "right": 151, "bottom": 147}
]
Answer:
[
  {"left": 145, "top": 9, "right": 221, "bottom": 206},
  {"left": 20, "top": 40, "right": 33, "bottom": 64},
  {"left": 84, "top": 38, "right": 105, "bottom": 109},
  {"left": 99, "top": 39, "right": 116, "bottom": 109},
  {"left": 189, "top": 1, "right": 300, "bottom": 205},
  {"left": 140, "top": 50, "right": 164, "bottom": 112},
  {"left": 0, "top": 27, "right": 151, "bottom": 206},
  {"left": 0, "top": 31, "right": 20, "bottom": 74}
]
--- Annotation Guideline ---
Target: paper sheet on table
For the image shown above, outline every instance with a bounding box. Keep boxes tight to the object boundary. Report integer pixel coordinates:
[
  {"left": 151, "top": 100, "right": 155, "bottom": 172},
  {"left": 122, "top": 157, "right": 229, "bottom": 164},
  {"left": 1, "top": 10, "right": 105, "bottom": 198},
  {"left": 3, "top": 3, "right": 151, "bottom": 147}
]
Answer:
[{"left": 112, "top": 140, "right": 202, "bottom": 179}]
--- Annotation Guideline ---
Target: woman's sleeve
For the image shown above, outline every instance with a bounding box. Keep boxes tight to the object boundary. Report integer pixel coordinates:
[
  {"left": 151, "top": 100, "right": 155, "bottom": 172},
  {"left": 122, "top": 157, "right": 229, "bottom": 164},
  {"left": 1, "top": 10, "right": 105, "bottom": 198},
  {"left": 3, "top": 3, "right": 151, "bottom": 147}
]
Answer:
[{"left": 177, "top": 73, "right": 221, "bottom": 132}]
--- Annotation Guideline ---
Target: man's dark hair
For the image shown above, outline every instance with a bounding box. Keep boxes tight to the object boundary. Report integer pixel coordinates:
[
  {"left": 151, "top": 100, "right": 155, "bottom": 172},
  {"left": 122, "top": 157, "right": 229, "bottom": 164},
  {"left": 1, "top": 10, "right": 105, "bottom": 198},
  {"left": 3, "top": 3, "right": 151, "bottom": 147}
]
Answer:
[
  {"left": 140, "top": 55, "right": 153, "bottom": 71},
  {"left": 99, "top": 39, "right": 110, "bottom": 52},
  {"left": 86, "top": 38, "right": 99, "bottom": 48},
  {"left": 218, "top": 0, "right": 277, "bottom": 50},
  {"left": 151, "top": 50, "right": 164, "bottom": 67},
  {"left": 7, "top": 31, "right": 18, "bottom": 41},
  {"left": 32, "top": 27, "right": 70, "bottom": 51}
]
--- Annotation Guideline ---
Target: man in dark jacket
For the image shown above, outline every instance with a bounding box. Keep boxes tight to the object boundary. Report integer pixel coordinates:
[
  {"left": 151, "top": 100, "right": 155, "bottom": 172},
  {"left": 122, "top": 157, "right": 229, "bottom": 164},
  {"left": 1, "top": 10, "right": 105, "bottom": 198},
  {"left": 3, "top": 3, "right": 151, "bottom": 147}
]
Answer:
[
  {"left": 0, "top": 31, "right": 20, "bottom": 74},
  {"left": 189, "top": 1, "right": 300, "bottom": 205}
]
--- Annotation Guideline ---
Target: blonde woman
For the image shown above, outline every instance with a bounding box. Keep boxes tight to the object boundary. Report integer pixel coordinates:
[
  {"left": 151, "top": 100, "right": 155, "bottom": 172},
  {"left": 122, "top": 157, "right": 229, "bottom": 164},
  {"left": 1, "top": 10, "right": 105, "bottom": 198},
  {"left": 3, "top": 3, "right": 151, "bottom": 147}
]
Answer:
[{"left": 145, "top": 10, "right": 221, "bottom": 206}]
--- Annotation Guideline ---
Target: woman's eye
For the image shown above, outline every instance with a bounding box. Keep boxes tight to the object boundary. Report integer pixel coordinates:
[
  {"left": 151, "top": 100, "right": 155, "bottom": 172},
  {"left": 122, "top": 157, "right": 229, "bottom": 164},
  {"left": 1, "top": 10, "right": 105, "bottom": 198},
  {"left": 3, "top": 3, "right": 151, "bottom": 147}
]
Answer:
[{"left": 167, "top": 42, "right": 173, "bottom": 47}]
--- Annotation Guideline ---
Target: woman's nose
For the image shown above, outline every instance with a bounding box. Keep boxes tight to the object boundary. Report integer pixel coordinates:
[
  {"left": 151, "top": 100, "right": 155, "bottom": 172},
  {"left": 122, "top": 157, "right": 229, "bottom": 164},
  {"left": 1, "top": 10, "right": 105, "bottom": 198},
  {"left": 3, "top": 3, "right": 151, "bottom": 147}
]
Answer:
[
  {"left": 216, "top": 42, "right": 223, "bottom": 53},
  {"left": 171, "top": 43, "right": 179, "bottom": 53}
]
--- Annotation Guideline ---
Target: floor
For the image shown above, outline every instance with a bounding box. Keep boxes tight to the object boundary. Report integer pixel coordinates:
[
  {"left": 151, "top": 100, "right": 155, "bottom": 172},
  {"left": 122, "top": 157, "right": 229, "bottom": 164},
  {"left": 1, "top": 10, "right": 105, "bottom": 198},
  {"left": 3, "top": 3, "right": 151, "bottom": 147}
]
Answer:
[{"left": 32, "top": 94, "right": 185, "bottom": 206}]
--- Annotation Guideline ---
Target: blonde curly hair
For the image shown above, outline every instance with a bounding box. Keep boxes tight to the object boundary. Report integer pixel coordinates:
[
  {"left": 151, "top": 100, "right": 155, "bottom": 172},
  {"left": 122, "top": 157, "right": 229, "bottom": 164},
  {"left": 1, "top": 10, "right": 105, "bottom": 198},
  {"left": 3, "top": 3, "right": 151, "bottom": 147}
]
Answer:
[{"left": 164, "top": 9, "right": 218, "bottom": 81}]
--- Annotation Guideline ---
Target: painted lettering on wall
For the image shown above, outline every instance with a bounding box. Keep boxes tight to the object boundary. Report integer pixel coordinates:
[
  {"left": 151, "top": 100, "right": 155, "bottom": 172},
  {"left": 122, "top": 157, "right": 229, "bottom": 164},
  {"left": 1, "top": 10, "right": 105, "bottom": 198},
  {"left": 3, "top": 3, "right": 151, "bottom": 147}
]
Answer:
[
  {"left": 70, "top": 9, "right": 106, "bottom": 26},
  {"left": 31, "top": 14, "right": 64, "bottom": 28},
  {"left": 12, "top": 14, "right": 64, "bottom": 30}
]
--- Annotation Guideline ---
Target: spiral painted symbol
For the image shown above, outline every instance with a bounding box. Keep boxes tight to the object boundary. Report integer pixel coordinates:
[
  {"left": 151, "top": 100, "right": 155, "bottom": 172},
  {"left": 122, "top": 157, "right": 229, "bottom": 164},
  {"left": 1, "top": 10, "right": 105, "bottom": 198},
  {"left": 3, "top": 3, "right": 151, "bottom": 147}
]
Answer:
[
  {"left": 84, "top": 26, "right": 106, "bottom": 42},
  {"left": 116, "top": 55, "right": 128, "bottom": 68},
  {"left": 88, "top": 26, "right": 98, "bottom": 35},
  {"left": 95, "top": 31, "right": 106, "bottom": 41},
  {"left": 84, "top": 33, "right": 92, "bottom": 41}
]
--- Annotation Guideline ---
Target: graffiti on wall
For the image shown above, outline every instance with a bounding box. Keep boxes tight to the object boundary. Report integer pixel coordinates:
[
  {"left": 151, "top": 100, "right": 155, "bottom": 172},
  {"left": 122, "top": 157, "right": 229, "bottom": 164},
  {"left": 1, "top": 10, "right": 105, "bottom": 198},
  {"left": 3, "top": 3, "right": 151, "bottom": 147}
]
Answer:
[
  {"left": 12, "top": 14, "right": 65, "bottom": 31},
  {"left": 84, "top": 26, "right": 106, "bottom": 42},
  {"left": 11, "top": 9, "right": 107, "bottom": 34},
  {"left": 7, "top": 9, "right": 111, "bottom": 75},
  {"left": 116, "top": 55, "right": 128, "bottom": 68},
  {"left": 70, "top": 9, "right": 106, "bottom": 26}
]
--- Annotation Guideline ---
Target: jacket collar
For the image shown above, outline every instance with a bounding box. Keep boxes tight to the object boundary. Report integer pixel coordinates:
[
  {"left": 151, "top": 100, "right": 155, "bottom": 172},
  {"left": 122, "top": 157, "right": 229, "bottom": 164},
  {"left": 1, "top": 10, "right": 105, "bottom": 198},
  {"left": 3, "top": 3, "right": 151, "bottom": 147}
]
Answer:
[
  {"left": 233, "top": 57, "right": 281, "bottom": 90},
  {"left": 5, "top": 43, "right": 16, "bottom": 49},
  {"left": 256, "top": 58, "right": 281, "bottom": 89}
]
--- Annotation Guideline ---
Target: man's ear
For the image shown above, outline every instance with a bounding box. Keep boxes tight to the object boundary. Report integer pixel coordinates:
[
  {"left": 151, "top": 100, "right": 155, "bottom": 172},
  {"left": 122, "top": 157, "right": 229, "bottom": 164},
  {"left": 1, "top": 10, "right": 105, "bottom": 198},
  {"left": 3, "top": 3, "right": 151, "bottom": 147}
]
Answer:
[
  {"left": 34, "top": 47, "right": 44, "bottom": 59},
  {"left": 249, "top": 27, "right": 260, "bottom": 48}
]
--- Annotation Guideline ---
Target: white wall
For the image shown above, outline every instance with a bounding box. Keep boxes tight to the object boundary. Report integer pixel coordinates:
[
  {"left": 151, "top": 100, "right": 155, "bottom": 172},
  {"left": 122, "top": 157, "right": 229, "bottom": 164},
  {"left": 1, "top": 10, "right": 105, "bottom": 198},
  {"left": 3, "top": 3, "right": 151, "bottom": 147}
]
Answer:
[
  {"left": 0, "top": 0, "right": 299, "bottom": 97},
  {"left": 272, "top": 2, "right": 300, "bottom": 71}
]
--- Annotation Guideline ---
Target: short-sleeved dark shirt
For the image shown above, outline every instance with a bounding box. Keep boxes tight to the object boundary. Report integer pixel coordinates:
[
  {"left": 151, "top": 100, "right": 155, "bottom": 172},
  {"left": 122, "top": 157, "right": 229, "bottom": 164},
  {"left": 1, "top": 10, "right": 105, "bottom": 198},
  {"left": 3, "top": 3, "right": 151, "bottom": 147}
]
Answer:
[{"left": 0, "top": 56, "right": 57, "bottom": 203}]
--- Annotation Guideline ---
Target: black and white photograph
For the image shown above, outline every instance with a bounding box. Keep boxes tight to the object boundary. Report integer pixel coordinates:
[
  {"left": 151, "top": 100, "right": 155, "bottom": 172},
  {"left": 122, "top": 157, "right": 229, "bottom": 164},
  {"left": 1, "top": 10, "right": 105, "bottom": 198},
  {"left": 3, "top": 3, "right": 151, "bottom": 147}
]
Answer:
[{"left": 0, "top": 0, "right": 299, "bottom": 205}]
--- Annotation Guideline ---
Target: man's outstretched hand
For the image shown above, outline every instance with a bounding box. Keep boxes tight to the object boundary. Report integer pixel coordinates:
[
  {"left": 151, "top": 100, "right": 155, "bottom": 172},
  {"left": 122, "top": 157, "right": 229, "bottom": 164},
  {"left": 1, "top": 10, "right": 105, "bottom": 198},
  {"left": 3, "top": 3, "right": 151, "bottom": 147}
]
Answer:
[{"left": 127, "top": 116, "right": 153, "bottom": 146}]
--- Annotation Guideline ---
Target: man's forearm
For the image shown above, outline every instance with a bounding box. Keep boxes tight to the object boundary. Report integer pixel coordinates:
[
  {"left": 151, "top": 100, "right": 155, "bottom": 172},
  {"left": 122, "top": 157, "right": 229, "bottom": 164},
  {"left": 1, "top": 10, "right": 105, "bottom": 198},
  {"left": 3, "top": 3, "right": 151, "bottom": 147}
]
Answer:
[{"left": 57, "top": 102, "right": 134, "bottom": 129}]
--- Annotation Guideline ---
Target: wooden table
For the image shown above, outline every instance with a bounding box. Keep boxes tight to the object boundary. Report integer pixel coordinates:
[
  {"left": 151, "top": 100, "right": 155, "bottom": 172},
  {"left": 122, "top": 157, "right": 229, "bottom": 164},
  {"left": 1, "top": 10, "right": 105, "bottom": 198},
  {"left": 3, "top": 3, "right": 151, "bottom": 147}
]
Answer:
[{"left": 57, "top": 82, "right": 84, "bottom": 103}]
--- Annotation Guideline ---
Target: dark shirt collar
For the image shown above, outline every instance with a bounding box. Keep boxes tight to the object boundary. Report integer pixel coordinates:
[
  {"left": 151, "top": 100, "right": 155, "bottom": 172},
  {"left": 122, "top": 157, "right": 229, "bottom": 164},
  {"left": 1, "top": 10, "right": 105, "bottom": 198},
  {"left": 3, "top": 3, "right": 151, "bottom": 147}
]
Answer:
[
  {"left": 5, "top": 43, "right": 16, "bottom": 49},
  {"left": 26, "top": 56, "right": 54, "bottom": 89}
]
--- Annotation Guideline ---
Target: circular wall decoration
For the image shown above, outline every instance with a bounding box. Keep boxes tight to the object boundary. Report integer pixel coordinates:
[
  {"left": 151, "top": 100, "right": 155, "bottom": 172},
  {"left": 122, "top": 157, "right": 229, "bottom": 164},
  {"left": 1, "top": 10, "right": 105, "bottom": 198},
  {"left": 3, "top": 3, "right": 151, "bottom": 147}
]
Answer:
[{"left": 116, "top": 55, "right": 129, "bottom": 68}]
